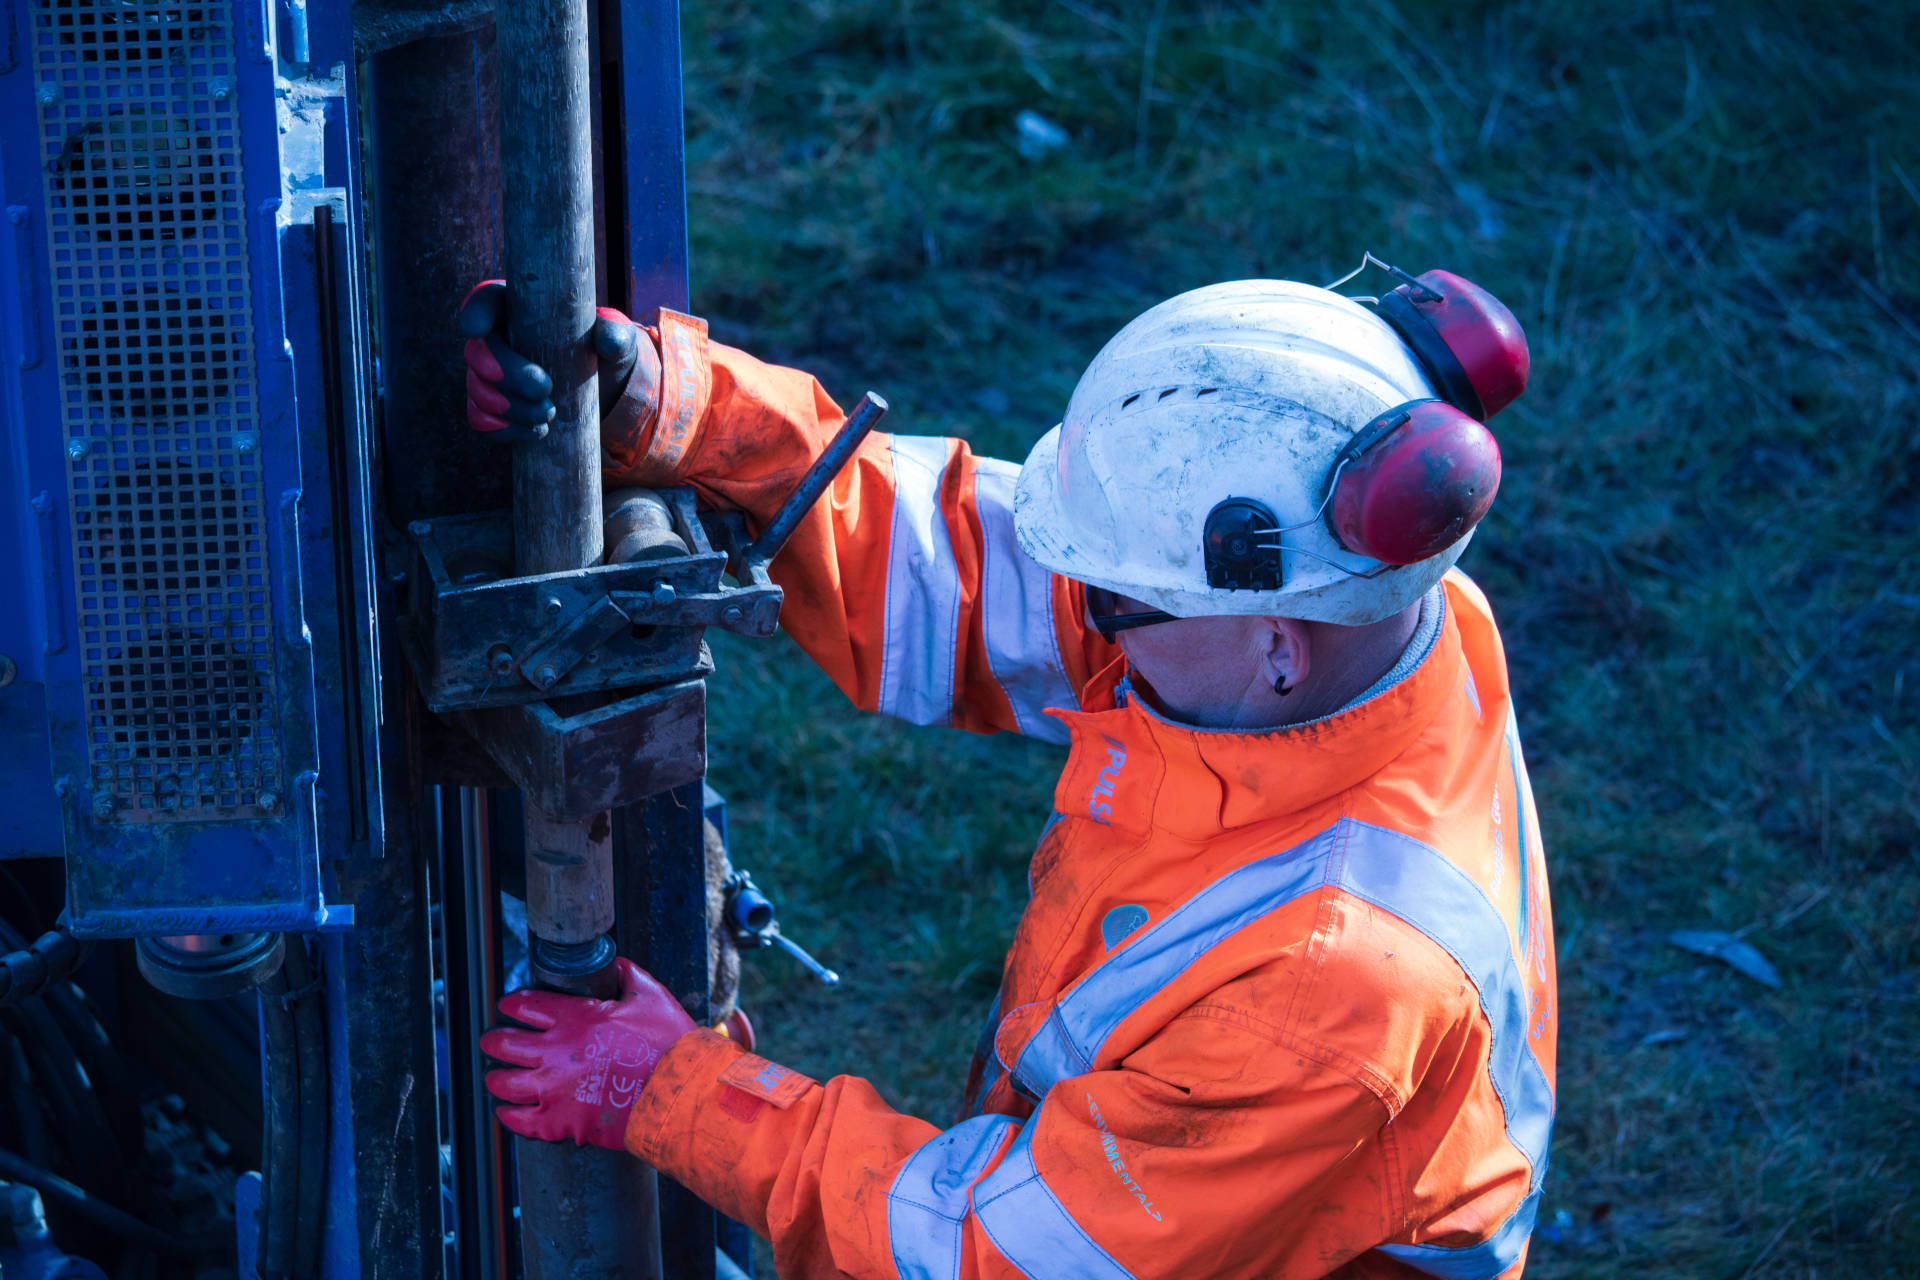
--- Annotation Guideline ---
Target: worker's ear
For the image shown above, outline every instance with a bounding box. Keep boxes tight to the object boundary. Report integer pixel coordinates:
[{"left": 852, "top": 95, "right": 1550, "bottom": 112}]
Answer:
[{"left": 1259, "top": 616, "right": 1312, "bottom": 695}]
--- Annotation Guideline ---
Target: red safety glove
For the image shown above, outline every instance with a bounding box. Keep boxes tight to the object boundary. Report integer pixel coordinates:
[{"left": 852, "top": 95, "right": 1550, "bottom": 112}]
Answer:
[
  {"left": 457, "top": 280, "right": 660, "bottom": 444},
  {"left": 480, "top": 957, "right": 696, "bottom": 1149}
]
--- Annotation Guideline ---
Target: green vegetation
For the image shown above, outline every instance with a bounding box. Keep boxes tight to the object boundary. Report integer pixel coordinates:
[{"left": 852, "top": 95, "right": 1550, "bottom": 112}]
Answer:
[{"left": 685, "top": 1, "right": 1919, "bottom": 1273}]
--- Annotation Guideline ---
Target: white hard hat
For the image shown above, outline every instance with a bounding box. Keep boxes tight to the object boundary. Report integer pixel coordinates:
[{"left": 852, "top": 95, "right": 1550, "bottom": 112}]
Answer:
[{"left": 1012, "top": 279, "right": 1475, "bottom": 626}]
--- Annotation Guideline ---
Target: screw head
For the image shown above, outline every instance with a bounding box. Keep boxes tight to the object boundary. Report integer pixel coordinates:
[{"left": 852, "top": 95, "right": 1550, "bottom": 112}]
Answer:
[
  {"left": 211, "top": 77, "right": 234, "bottom": 101},
  {"left": 257, "top": 791, "right": 279, "bottom": 811},
  {"left": 36, "top": 83, "right": 58, "bottom": 105},
  {"left": 534, "top": 663, "right": 559, "bottom": 688},
  {"left": 235, "top": 432, "right": 257, "bottom": 453},
  {"left": 92, "top": 792, "right": 115, "bottom": 818},
  {"left": 65, "top": 438, "right": 88, "bottom": 460},
  {"left": 544, "top": 596, "right": 563, "bottom": 616}
]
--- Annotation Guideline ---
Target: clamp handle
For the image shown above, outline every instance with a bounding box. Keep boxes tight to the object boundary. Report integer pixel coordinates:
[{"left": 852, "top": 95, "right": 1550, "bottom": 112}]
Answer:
[
  {"left": 746, "top": 392, "right": 888, "bottom": 570},
  {"left": 723, "top": 870, "right": 840, "bottom": 987}
]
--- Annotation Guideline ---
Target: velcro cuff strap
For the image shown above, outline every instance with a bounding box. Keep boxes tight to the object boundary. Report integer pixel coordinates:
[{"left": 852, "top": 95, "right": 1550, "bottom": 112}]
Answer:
[
  {"left": 645, "top": 308, "right": 713, "bottom": 474},
  {"left": 717, "top": 1054, "right": 817, "bottom": 1109}
]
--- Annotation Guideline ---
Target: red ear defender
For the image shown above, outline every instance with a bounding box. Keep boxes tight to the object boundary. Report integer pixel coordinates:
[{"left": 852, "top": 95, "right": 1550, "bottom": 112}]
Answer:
[
  {"left": 1328, "top": 400, "right": 1502, "bottom": 565},
  {"left": 1374, "top": 269, "right": 1529, "bottom": 420}
]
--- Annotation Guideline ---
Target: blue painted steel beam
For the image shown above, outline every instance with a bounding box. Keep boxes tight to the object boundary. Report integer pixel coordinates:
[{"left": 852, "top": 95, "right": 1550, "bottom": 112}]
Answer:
[{"left": 611, "top": 0, "right": 691, "bottom": 315}]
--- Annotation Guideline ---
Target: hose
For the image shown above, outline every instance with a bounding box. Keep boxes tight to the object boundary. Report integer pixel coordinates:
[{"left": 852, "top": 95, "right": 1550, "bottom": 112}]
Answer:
[
  {"left": 0, "top": 992, "right": 120, "bottom": 1206},
  {"left": 1, "top": 1024, "right": 54, "bottom": 1166},
  {"left": 0, "top": 919, "right": 140, "bottom": 1154},
  {"left": 0, "top": 927, "right": 88, "bottom": 1007},
  {"left": 0, "top": 1145, "right": 203, "bottom": 1258}
]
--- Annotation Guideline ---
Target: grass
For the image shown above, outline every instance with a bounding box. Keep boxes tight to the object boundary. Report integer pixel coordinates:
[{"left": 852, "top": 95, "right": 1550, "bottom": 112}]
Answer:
[{"left": 680, "top": 0, "right": 1920, "bottom": 1273}]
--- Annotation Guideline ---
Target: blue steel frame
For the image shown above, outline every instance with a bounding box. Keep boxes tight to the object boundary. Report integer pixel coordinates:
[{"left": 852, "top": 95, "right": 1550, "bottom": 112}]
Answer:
[
  {"left": 611, "top": 0, "right": 690, "bottom": 317},
  {"left": 0, "top": 0, "right": 381, "bottom": 935}
]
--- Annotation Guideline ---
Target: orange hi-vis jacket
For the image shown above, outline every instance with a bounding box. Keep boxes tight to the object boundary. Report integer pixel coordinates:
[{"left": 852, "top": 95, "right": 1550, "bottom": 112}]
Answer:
[{"left": 609, "top": 313, "right": 1557, "bottom": 1280}]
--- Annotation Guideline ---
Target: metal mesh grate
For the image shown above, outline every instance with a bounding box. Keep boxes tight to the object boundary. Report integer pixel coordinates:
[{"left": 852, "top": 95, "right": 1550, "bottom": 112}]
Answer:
[
  {"left": 51, "top": 109, "right": 222, "bottom": 243},
  {"left": 36, "top": 0, "right": 282, "bottom": 820}
]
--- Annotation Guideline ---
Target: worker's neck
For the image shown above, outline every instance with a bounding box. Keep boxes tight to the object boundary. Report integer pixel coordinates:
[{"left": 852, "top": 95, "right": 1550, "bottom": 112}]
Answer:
[{"left": 1276, "top": 604, "right": 1424, "bottom": 726}]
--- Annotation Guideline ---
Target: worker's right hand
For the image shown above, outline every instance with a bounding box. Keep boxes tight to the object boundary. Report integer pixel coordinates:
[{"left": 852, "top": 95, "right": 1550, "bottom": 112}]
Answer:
[
  {"left": 480, "top": 957, "right": 696, "bottom": 1150},
  {"left": 459, "top": 280, "right": 661, "bottom": 444}
]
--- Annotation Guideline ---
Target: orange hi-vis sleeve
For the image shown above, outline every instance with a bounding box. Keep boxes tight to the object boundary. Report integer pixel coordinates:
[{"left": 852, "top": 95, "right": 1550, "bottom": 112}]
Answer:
[
  {"left": 627, "top": 573, "right": 1557, "bottom": 1279},
  {"left": 601, "top": 310, "right": 1116, "bottom": 738}
]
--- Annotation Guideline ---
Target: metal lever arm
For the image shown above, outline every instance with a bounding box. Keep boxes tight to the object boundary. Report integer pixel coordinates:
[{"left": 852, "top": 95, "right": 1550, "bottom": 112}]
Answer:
[{"left": 745, "top": 392, "right": 889, "bottom": 568}]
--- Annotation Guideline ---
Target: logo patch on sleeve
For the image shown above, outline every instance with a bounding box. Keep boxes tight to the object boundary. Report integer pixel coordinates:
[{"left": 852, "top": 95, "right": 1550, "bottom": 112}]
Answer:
[{"left": 718, "top": 1055, "right": 816, "bottom": 1109}]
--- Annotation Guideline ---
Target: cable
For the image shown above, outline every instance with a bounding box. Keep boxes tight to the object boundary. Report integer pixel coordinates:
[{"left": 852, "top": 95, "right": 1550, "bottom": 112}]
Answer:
[{"left": 0, "top": 1146, "right": 204, "bottom": 1258}]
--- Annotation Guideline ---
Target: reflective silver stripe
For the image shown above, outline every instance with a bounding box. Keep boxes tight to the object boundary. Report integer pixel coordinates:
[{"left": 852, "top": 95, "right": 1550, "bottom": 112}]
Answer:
[
  {"left": 1506, "top": 712, "right": 1533, "bottom": 967},
  {"left": 1009, "top": 816, "right": 1554, "bottom": 1275},
  {"left": 1464, "top": 668, "right": 1482, "bottom": 718},
  {"left": 1336, "top": 819, "right": 1553, "bottom": 1172},
  {"left": 879, "top": 435, "right": 962, "bottom": 726},
  {"left": 1335, "top": 818, "right": 1551, "bottom": 1277},
  {"left": 1011, "top": 827, "right": 1339, "bottom": 1096},
  {"left": 1376, "top": 1186, "right": 1540, "bottom": 1279},
  {"left": 887, "top": 1115, "right": 1019, "bottom": 1280},
  {"left": 972, "top": 458, "right": 1074, "bottom": 742},
  {"left": 972, "top": 1122, "right": 1136, "bottom": 1280}
]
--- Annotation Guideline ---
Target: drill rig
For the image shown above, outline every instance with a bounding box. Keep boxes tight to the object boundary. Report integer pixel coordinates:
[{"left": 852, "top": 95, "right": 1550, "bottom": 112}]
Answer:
[{"left": 0, "top": 0, "right": 854, "bottom": 1274}]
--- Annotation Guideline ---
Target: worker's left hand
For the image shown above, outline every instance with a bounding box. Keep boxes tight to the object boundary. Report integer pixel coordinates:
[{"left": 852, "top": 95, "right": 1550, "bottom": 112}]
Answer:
[
  {"left": 480, "top": 957, "right": 696, "bottom": 1149},
  {"left": 458, "top": 279, "right": 660, "bottom": 444}
]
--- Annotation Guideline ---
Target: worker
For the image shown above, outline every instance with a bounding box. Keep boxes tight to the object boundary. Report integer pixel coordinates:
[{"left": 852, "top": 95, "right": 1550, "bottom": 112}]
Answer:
[{"left": 463, "top": 264, "right": 1556, "bottom": 1279}]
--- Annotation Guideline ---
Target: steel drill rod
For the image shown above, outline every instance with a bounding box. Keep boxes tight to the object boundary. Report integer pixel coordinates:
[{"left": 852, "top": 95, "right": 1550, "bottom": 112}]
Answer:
[
  {"left": 748, "top": 392, "right": 888, "bottom": 567},
  {"left": 494, "top": 0, "right": 651, "bottom": 1271},
  {"left": 499, "top": 0, "right": 603, "bottom": 578}
]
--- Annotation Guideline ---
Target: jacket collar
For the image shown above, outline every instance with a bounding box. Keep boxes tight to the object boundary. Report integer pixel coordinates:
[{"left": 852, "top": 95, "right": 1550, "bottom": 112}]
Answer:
[{"left": 1044, "top": 593, "right": 1465, "bottom": 844}]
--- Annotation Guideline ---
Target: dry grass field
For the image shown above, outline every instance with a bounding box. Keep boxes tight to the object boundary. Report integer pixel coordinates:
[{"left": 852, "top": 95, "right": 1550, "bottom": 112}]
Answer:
[{"left": 684, "top": 1, "right": 1920, "bottom": 1274}]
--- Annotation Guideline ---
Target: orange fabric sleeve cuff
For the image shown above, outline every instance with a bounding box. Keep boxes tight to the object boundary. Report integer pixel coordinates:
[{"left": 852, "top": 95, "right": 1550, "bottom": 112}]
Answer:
[
  {"left": 602, "top": 308, "right": 713, "bottom": 486},
  {"left": 623, "top": 1028, "right": 821, "bottom": 1233}
]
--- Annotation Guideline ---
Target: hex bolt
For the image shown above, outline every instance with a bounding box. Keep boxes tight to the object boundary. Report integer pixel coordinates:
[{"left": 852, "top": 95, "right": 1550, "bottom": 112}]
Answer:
[
  {"left": 257, "top": 791, "right": 279, "bottom": 811},
  {"left": 487, "top": 645, "right": 516, "bottom": 677},
  {"left": 235, "top": 432, "right": 257, "bottom": 453},
  {"left": 36, "top": 83, "right": 58, "bottom": 105},
  {"left": 211, "top": 77, "right": 234, "bottom": 101},
  {"left": 649, "top": 581, "right": 676, "bottom": 606},
  {"left": 534, "top": 663, "right": 559, "bottom": 688},
  {"left": 408, "top": 520, "right": 432, "bottom": 538},
  {"left": 721, "top": 605, "right": 744, "bottom": 626},
  {"left": 92, "top": 792, "right": 114, "bottom": 819},
  {"left": 65, "top": 438, "right": 88, "bottom": 460}
]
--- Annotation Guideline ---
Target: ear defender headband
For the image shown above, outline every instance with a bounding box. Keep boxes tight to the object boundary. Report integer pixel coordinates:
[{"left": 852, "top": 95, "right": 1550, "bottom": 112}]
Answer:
[{"left": 1323, "top": 258, "right": 1527, "bottom": 567}]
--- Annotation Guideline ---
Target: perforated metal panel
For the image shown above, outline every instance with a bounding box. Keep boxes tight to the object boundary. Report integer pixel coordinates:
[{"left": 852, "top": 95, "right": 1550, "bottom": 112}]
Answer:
[{"left": 33, "top": 0, "right": 281, "bottom": 822}]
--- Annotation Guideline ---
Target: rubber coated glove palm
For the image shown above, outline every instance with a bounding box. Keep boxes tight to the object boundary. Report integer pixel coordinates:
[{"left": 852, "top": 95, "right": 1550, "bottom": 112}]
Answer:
[
  {"left": 480, "top": 957, "right": 696, "bottom": 1149},
  {"left": 458, "top": 279, "right": 660, "bottom": 444}
]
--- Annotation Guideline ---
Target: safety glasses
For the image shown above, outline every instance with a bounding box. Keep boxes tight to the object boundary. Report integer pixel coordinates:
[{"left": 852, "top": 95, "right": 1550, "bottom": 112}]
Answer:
[{"left": 1083, "top": 584, "right": 1179, "bottom": 643}]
